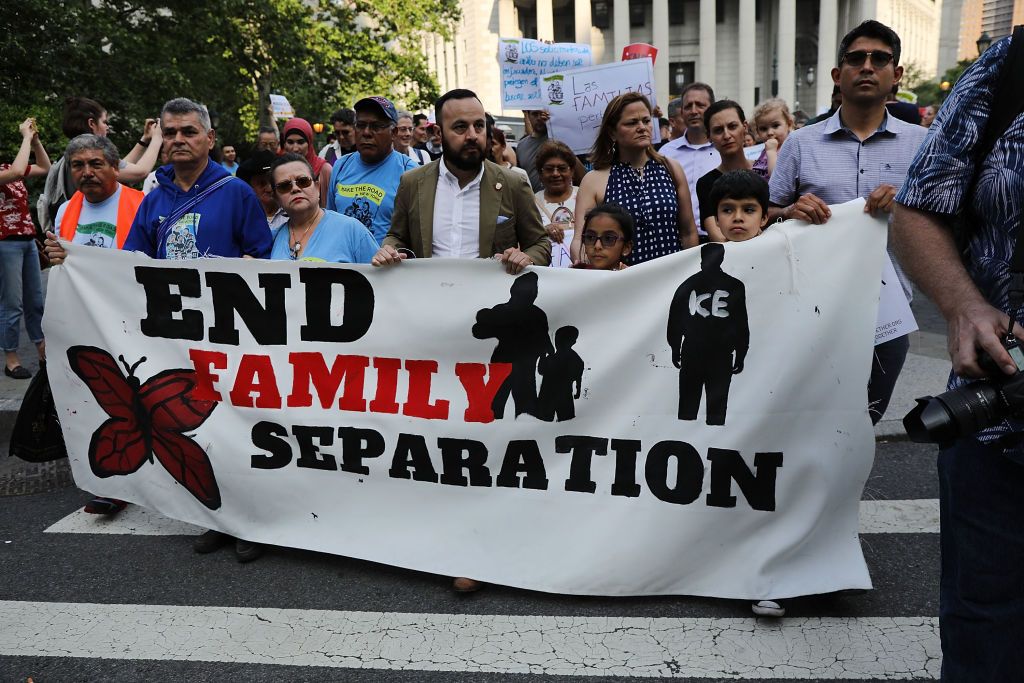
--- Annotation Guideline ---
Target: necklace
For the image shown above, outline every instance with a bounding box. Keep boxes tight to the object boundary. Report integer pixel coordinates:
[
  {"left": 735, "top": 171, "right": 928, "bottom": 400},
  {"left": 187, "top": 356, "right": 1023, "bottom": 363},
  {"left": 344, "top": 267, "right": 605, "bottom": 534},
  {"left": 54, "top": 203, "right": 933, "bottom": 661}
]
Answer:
[{"left": 289, "top": 209, "right": 321, "bottom": 260}]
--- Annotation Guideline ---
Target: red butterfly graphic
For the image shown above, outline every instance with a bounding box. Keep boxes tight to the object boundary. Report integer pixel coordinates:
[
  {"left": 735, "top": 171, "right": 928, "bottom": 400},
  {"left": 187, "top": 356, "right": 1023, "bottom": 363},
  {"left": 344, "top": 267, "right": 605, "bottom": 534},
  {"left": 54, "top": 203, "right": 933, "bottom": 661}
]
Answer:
[{"left": 67, "top": 346, "right": 220, "bottom": 510}]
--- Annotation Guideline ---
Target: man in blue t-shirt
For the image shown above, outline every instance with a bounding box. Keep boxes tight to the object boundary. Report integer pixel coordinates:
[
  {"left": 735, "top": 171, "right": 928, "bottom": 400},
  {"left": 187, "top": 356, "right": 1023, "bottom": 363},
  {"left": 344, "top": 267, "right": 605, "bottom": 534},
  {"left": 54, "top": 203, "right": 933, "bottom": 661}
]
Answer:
[
  {"left": 327, "top": 96, "right": 417, "bottom": 244},
  {"left": 123, "top": 98, "right": 270, "bottom": 260}
]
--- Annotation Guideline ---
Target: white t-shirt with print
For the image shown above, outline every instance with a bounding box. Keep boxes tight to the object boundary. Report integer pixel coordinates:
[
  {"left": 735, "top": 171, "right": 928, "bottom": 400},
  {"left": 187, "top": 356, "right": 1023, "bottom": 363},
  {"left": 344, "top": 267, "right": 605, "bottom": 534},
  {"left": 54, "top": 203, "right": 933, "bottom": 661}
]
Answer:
[
  {"left": 534, "top": 186, "right": 577, "bottom": 268},
  {"left": 53, "top": 185, "right": 123, "bottom": 249}
]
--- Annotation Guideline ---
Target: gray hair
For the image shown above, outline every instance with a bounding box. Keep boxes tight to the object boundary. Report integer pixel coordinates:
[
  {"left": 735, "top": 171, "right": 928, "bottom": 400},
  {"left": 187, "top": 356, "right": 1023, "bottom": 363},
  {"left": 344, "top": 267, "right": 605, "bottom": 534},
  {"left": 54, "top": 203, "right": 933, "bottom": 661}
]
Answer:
[
  {"left": 161, "top": 97, "right": 212, "bottom": 131},
  {"left": 64, "top": 134, "right": 120, "bottom": 167},
  {"left": 666, "top": 98, "right": 682, "bottom": 118},
  {"left": 396, "top": 111, "right": 413, "bottom": 123}
]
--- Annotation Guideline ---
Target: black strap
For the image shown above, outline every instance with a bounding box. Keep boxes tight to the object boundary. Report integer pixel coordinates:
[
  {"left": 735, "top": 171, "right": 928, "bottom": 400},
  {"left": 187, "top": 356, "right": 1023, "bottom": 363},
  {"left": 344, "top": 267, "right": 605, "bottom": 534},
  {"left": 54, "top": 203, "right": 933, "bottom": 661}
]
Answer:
[{"left": 987, "top": 27, "right": 1024, "bottom": 322}]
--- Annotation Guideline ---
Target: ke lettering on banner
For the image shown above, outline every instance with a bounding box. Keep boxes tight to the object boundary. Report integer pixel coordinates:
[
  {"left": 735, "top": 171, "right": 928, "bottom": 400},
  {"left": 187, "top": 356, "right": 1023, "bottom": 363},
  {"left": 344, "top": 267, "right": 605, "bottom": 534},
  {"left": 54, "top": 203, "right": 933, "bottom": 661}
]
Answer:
[
  {"left": 539, "top": 58, "right": 660, "bottom": 155},
  {"left": 45, "top": 199, "right": 886, "bottom": 599},
  {"left": 498, "top": 37, "right": 592, "bottom": 110}
]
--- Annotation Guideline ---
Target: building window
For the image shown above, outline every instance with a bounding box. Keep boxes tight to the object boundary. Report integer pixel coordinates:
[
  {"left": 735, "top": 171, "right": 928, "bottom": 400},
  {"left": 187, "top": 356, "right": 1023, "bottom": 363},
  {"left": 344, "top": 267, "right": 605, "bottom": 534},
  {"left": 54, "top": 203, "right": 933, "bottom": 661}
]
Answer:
[
  {"left": 630, "top": 0, "right": 646, "bottom": 27},
  {"left": 593, "top": 0, "right": 611, "bottom": 29},
  {"left": 716, "top": 0, "right": 726, "bottom": 23},
  {"left": 669, "top": 0, "right": 685, "bottom": 24},
  {"left": 670, "top": 61, "right": 696, "bottom": 96}
]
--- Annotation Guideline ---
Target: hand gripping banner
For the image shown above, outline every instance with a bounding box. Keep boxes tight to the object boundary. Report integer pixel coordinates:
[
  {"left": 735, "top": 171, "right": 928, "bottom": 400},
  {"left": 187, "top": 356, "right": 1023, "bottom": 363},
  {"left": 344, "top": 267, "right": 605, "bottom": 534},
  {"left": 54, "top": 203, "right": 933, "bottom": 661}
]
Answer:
[{"left": 45, "top": 199, "right": 886, "bottom": 599}]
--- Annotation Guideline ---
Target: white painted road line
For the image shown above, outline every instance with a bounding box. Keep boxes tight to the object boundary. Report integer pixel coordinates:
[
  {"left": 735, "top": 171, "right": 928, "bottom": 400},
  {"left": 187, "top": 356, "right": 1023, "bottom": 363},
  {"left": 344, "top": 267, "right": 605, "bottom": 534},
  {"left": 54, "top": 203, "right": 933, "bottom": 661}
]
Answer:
[
  {"left": 44, "top": 499, "right": 941, "bottom": 536},
  {"left": 0, "top": 600, "right": 941, "bottom": 679}
]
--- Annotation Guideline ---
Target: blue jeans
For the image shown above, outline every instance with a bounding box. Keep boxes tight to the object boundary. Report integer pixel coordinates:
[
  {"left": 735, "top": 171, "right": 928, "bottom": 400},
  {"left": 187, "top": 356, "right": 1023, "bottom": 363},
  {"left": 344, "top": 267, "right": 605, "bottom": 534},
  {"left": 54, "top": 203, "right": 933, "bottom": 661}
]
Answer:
[
  {"left": 939, "top": 437, "right": 1024, "bottom": 681},
  {"left": 868, "top": 334, "right": 910, "bottom": 424},
  {"left": 0, "top": 239, "right": 44, "bottom": 352}
]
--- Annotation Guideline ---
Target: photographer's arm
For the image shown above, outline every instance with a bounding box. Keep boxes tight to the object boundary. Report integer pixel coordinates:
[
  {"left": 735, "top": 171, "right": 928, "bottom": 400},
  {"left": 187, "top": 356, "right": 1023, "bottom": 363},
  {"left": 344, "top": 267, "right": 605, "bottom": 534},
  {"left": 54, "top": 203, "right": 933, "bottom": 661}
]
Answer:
[{"left": 892, "top": 203, "right": 1023, "bottom": 378}]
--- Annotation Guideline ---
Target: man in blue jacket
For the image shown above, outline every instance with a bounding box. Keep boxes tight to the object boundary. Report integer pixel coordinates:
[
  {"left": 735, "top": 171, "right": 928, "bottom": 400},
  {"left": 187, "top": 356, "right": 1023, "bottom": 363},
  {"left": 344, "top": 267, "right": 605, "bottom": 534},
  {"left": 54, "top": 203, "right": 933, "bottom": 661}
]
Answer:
[{"left": 123, "top": 97, "right": 271, "bottom": 260}]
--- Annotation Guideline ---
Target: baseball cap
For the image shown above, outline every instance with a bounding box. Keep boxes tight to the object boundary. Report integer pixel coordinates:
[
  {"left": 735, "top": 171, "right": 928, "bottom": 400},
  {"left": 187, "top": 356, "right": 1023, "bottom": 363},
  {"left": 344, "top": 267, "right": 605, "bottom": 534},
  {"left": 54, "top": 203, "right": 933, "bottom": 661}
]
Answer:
[
  {"left": 236, "top": 150, "right": 277, "bottom": 185},
  {"left": 354, "top": 96, "right": 399, "bottom": 124}
]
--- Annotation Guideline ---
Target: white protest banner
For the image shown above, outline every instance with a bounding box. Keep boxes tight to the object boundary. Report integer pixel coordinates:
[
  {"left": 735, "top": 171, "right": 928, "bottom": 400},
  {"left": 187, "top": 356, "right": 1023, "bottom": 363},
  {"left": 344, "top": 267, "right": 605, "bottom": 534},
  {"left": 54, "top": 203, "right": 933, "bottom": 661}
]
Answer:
[
  {"left": 875, "top": 255, "right": 918, "bottom": 344},
  {"left": 498, "top": 38, "right": 592, "bottom": 110},
  {"left": 45, "top": 199, "right": 884, "bottom": 600},
  {"left": 270, "top": 94, "right": 294, "bottom": 119},
  {"left": 540, "top": 58, "right": 658, "bottom": 155}
]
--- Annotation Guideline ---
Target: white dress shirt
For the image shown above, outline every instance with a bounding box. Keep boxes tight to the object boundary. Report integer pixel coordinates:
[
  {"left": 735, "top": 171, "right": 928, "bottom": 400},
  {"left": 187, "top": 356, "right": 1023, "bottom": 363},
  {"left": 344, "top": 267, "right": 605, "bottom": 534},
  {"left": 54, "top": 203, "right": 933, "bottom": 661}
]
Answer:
[
  {"left": 659, "top": 132, "right": 721, "bottom": 234},
  {"left": 431, "top": 160, "right": 484, "bottom": 259}
]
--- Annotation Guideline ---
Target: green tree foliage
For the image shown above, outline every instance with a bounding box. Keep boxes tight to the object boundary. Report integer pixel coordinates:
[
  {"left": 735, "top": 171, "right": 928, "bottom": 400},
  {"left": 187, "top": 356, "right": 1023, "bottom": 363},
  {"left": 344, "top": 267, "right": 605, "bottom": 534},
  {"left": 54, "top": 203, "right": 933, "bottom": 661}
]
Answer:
[
  {"left": 1, "top": 0, "right": 459, "bottom": 160},
  {"left": 909, "top": 59, "right": 977, "bottom": 107}
]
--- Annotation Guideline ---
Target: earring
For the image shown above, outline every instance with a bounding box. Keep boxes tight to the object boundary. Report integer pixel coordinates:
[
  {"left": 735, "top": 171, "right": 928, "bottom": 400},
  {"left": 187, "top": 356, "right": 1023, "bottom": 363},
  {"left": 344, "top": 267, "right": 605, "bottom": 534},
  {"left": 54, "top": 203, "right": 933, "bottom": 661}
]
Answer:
[{"left": 611, "top": 140, "right": 618, "bottom": 157}]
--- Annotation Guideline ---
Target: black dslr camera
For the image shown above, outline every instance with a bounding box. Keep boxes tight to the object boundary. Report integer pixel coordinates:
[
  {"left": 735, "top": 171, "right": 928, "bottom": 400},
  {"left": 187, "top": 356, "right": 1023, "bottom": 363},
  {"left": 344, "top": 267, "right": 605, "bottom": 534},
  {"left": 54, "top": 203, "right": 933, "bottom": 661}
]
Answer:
[{"left": 904, "top": 336, "right": 1024, "bottom": 444}]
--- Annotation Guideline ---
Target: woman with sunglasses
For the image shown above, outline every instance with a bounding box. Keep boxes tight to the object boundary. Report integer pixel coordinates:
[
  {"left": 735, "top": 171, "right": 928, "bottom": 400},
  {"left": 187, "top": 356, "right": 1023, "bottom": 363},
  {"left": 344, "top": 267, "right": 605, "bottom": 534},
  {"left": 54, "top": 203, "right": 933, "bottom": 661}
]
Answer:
[
  {"left": 571, "top": 92, "right": 698, "bottom": 265},
  {"left": 280, "top": 118, "right": 333, "bottom": 208},
  {"left": 269, "top": 154, "right": 377, "bottom": 264}
]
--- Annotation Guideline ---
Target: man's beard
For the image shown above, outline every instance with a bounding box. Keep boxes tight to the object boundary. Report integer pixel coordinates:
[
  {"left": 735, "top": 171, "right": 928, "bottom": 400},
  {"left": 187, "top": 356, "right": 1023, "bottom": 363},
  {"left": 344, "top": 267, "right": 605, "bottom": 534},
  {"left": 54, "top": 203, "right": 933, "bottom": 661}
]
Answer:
[{"left": 443, "top": 142, "right": 483, "bottom": 172}]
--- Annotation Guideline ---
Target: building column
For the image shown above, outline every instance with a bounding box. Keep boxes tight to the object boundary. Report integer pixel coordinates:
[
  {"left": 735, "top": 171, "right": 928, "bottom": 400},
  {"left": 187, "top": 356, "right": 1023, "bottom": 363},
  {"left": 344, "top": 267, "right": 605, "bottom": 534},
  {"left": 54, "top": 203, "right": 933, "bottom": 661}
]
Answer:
[
  {"left": 816, "top": 0, "right": 839, "bottom": 115},
  {"left": 574, "top": 0, "right": 592, "bottom": 45},
  {"left": 652, "top": 0, "right": 670, "bottom": 101},
  {"left": 699, "top": 0, "right": 716, "bottom": 87},
  {"left": 777, "top": 0, "right": 796, "bottom": 105},
  {"left": 738, "top": 0, "right": 755, "bottom": 114},
  {"left": 537, "top": 0, "right": 554, "bottom": 41},
  {"left": 499, "top": 0, "right": 516, "bottom": 38},
  {"left": 614, "top": 0, "right": 631, "bottom": 59}
]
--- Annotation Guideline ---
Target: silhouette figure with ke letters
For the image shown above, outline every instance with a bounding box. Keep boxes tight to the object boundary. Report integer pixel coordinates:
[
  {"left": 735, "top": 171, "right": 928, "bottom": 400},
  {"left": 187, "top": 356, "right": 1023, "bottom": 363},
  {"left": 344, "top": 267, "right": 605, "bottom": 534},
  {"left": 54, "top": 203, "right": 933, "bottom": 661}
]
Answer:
[
  {"left": 473, "top": 272, "right": 553, "bottom": 419},
  {"left": 537, "top": 326, "right": 584, "bottom": 421},
  {"left": 667, "top": 242, "right": 749, "bottom": 425}
]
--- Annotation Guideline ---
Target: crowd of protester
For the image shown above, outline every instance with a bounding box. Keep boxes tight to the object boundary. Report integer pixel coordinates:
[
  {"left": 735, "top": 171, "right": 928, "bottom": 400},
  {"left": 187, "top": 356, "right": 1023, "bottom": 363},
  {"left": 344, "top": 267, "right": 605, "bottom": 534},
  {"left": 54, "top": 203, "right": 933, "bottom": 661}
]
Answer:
[{"left": 6, "top": 19, "right": 1016, "bottom": 673}]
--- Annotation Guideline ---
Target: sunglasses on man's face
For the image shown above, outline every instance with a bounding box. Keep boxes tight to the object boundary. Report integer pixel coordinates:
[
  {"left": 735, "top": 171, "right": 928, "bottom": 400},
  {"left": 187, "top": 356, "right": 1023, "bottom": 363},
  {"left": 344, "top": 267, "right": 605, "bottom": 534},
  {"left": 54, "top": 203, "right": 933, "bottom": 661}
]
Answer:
[
  {"left": 582, "top": 230, "right": 625, "bottom": 247},
  {"left": 274, "top": 176, "right": 315, "bottom": 194},
  {"left": 842, "top": 50, "right": 894, "bottom": 68}
]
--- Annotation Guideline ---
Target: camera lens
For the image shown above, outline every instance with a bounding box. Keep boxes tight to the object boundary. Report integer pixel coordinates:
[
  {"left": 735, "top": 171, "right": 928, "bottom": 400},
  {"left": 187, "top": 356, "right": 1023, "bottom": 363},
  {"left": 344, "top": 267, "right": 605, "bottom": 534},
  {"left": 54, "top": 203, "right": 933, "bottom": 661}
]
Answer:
[{"left": 904, "top": 381, "right": 1002, "bottom": 444}]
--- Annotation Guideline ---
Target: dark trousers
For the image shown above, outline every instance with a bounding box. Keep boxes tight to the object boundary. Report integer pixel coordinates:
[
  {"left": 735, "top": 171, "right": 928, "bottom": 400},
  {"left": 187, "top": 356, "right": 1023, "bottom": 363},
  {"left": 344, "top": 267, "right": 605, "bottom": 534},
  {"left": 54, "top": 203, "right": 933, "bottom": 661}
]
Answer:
[
  {"left": 938, "top": 437, "right": 1024, "bottom": 681},
  {"left": 491, "top": 360, "right": 539, "bottom": 419},
  {"left": 678, "top": 350, "right": 733, "bottom": 425},
  {"left": 868, "top": 334, "right": 910, "bottom": 424}
]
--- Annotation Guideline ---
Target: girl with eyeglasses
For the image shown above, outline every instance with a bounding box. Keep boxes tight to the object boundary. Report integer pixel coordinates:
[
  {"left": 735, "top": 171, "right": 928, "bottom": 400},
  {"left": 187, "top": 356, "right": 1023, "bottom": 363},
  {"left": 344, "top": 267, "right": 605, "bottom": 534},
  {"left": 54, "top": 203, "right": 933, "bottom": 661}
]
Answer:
[
  {"left": 280, "top": 118, "right": 333, "bottom": 208},
  {"left": 268, "top": 153, "right": 377, "bottom": 264},
  {"left": 573, "top": 203, "right": 633, "bottom": 271}
]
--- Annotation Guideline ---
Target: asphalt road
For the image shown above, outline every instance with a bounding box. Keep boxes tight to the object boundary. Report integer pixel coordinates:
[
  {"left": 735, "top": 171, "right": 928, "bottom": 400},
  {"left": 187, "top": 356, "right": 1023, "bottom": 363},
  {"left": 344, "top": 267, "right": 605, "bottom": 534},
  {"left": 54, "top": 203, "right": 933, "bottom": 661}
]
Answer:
[{"left": 0, "top": 437, "right": 941, "bottom": 682}]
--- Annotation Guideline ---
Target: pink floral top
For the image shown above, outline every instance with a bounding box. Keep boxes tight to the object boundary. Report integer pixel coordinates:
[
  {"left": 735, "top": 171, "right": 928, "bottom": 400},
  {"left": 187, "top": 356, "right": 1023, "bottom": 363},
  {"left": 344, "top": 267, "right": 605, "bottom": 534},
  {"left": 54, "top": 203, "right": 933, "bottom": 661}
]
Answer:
[{"left": 0, "top": 164, "right": 35, "bottom": 239}]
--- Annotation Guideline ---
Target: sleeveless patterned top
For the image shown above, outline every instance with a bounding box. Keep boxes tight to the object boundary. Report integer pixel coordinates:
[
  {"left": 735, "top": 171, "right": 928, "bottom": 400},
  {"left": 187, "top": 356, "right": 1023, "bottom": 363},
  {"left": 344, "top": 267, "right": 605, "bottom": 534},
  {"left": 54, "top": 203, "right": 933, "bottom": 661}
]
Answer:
[{"left": 604, "top": 159, "right": 680, "bottom": 264}]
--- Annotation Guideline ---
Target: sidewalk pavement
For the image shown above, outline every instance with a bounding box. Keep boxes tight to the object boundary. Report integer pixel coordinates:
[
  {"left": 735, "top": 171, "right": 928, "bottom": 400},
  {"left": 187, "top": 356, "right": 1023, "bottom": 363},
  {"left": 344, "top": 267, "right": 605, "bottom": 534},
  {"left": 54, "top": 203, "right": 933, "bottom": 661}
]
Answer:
[{"left": 0, "top": 270, "right": 952, "bottom": 443}]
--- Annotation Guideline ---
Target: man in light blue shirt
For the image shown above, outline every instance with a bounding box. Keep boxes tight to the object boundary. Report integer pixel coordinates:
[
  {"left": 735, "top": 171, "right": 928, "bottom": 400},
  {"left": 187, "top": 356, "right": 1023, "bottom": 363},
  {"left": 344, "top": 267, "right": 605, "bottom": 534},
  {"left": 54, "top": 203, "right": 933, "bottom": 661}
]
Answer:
[
  {"left": 660, "top": 83, "right": 721, "bottom": 237},
  {"left": 327, "top": 96, "right": 417, "bottom": 244},
  {"left": 768, "top": 20, "right": 927, "bottom": 425}
]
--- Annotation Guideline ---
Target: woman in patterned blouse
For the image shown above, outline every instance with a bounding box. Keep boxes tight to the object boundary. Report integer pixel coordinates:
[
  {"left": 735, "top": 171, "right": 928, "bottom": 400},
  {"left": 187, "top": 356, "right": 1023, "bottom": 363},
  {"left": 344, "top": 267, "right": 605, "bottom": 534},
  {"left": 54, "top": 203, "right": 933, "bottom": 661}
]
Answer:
[{"left": 571, "top": 92, "right": 698, "bottom": 265}]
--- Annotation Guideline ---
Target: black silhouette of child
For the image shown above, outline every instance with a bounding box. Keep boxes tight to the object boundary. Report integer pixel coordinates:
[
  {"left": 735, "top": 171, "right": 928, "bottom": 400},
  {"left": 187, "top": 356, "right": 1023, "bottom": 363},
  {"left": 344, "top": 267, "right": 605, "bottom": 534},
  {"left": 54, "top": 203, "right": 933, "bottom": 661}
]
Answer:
[
  {"left": 537, "top": 326, "right": 583, "bottom": 421},
  {"left": 472, "top": 272, "right": 553, "bottom": 419}
]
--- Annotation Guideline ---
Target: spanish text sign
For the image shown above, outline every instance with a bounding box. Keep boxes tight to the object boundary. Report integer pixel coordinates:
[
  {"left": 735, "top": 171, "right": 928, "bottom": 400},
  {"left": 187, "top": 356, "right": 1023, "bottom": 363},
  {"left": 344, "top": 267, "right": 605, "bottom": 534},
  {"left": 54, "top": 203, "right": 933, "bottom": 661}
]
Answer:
[
  {"left": 44, "top": 200, "right": 885, "bottom": 599},
  {"left": 498, "top": 37, "right": 592, "bottom": 110},
  {"left": 540, "top": 58, "right": 658, "bottom": 154}
]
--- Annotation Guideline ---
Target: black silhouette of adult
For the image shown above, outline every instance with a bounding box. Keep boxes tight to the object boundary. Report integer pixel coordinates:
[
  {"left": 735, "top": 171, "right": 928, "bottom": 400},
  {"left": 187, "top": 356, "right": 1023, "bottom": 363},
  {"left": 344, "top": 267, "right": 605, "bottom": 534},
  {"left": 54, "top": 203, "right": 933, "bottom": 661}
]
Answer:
[
  {"left": 473, "top": 272, "right": 553, "bottom": 419},
  {"left": 667, "top": 243, "right": 749, "bottom": 425}
]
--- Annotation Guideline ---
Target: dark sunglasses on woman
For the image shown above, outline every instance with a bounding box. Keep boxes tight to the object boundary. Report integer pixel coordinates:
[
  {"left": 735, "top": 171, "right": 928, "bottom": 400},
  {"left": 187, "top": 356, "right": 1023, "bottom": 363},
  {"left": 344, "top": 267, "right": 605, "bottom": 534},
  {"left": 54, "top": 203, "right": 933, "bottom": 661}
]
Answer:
[{"left": 274, "top": 176, "right": 315, "bottom": 194}]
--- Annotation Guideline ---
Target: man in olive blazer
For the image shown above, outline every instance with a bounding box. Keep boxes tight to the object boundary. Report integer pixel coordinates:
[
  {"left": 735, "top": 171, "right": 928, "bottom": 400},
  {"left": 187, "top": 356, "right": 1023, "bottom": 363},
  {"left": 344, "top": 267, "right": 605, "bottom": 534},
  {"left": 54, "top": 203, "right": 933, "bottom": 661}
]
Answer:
[
  {"left": 372, "top": 89, "right": 549, "bottom": 273},
  {"left": 382, "top": 158, "right": 550, "bottom": 266}
]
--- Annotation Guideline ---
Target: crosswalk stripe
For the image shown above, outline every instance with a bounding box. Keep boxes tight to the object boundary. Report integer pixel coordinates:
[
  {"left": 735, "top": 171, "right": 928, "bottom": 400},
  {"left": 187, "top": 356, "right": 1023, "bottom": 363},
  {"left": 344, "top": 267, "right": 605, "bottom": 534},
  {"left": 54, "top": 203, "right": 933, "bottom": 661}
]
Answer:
[
  {"left": 0, "top": 600, "right": 941, "bottom": 678},
  {"left": 43, "top": 499, "right": 941, "bottom": 536}
]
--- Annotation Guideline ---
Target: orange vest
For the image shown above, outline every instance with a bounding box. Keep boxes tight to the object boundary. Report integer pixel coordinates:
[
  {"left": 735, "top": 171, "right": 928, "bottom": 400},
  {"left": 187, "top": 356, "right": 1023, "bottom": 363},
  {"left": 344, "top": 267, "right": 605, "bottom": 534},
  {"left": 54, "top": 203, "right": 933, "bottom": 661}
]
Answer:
[{"left": 59, "top": 184, "right": 144, "bottom": 249}]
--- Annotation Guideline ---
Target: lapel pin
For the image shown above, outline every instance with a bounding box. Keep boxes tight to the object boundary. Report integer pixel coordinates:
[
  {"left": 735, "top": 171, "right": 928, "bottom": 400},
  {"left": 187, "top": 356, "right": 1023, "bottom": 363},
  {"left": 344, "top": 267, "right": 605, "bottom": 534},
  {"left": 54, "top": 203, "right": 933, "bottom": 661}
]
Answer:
[{"left": 495, "top": 182, "right": 502, "bottom": 191}]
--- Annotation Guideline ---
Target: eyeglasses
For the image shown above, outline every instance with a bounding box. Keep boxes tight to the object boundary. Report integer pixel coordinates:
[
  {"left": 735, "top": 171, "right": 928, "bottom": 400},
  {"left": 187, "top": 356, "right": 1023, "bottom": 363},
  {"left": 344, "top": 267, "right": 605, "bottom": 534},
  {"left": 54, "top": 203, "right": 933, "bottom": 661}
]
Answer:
[
  {"left": 274, "top": 176, "right": 315, "bottom": 194},
  {"left": 842, "top": 50, "right": 894, "bottom": 68},
  {"left": 541, "top": 164, "right": 571, "bottom": 174},
  {"left": 354, "top": 120, "right": 393, "bottom": 132},
  {"left": 582, "top": 230, "right": 625, "bottom": 247}
]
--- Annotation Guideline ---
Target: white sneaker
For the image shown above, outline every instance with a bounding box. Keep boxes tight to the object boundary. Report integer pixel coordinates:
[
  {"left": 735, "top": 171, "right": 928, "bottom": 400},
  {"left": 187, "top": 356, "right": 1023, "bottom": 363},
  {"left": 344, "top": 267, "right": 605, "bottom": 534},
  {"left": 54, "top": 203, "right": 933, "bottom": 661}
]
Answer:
[{"left": 751, "top": 600, "right": 786, "bottom": 617}]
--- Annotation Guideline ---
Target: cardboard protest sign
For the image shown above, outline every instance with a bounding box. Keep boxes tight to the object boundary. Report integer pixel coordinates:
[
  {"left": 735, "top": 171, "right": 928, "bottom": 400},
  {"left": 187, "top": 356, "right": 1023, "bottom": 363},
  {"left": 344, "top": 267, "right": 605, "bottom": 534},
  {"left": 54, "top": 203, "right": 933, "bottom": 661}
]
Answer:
[
  {"left": 270, "top": 94, "right": 294, "bottom": 119},
  {"left": 498, "top": 38, "right": 592, "bottom": 110},
  {"left": 540, "top": 58, "right": 659, "bottom": 155},
  {"left": 45, "top": 200, "right": 885, "bottom": 599}
]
